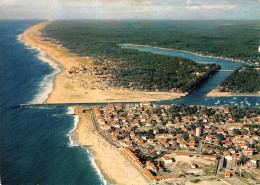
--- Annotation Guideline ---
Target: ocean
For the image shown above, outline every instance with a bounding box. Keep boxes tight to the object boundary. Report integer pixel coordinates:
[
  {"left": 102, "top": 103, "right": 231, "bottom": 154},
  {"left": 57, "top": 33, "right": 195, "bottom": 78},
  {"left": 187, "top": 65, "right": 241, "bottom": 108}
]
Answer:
[{"left": 0, "top": 20, "right": 103, "bottom": 185}]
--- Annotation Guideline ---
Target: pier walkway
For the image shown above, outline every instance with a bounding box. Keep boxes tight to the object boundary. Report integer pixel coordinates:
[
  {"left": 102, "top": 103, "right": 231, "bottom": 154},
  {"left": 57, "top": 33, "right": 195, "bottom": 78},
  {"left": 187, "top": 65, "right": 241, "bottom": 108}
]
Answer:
[
  {"left": 20, "top": 101, "right": 139, "bottom": 109},
  {"left": 20, "top": 103, "right": 121, "bottom": 148},
  {"left": 20, "top": 103, "right": 109, "bottom": 109},
  {"left": 219, "top": 70, "right": 234, "bottom": 72}
]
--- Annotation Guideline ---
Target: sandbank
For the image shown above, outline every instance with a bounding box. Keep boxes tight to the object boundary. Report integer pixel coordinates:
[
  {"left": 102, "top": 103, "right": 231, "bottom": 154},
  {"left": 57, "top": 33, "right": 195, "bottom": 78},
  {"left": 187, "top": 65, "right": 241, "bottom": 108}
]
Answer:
[{"left": 207, "top": 88, "right": 260, "bottom": 97}]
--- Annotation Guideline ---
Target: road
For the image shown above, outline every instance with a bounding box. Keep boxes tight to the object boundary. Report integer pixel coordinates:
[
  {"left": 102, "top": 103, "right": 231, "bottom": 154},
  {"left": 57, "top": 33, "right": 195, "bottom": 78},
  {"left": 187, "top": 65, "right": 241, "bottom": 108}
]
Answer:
[
  {"left": 198, "top": 139, "right": 203, "bottom": 153},
  {"left": 90, "top": 107, "right": 120, "bottom": 148}
]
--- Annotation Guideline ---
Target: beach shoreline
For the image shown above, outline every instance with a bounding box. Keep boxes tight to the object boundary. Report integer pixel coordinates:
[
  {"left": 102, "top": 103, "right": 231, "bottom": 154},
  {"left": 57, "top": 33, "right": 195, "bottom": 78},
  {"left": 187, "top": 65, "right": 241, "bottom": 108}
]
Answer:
[
  {"left": 62, "top": 108, "right": 113, "bottom": 184},
  {"left": 18, "top": 24, "right": 63, "bottom": 104}
]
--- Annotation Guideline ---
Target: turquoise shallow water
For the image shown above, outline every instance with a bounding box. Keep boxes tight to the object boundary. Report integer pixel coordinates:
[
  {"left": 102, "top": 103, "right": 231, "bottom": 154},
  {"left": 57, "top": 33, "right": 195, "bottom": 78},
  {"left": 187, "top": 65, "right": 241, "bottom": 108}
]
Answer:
[{"left": 0, "top": 20, "right": 103, "bottom": 185}]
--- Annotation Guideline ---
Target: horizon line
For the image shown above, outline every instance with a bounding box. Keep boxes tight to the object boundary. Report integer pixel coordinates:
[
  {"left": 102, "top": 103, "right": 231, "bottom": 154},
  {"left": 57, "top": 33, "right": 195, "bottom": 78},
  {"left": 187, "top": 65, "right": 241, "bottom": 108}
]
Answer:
[{"left": 1, "top": 18, "right": 260, "bottom": 21}]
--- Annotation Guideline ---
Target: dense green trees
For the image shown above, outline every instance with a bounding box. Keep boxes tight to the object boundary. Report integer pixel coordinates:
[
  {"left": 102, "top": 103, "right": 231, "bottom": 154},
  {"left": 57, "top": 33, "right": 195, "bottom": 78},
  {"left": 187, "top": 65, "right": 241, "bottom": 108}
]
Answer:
[
  {"left": 219, "top": 66, "right": 260, "bottom": 93},
  {"left": 44, "top": 20, "right": 259, "bottom": 64},
  {"left": 115, "top": 53, "right": 220, "bottom": 92},
  {"left": 168, "top": 104, "right": 260, "bottom": 123},
  {"left": 239, "top": 154, "right": 248, "bottom": 165},
  {"left": 168, "top": 104, "right": 198, "bottom": 116},
  {"left": 228, "top": 106, "right": 260, "bottom": 121}
]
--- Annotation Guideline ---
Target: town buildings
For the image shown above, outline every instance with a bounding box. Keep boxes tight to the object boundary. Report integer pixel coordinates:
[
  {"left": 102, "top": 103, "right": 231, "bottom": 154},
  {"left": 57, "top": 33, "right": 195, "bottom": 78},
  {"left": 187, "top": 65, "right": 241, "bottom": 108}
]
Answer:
[{"left": 92, "top": 103, "right": 259, "bottom": 182}]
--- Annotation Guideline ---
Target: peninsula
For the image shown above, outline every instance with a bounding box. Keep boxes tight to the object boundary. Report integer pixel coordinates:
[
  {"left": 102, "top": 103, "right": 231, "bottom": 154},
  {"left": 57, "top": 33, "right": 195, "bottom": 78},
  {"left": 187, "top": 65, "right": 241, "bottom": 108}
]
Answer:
[{"left": 20, "top": 21, "right": 187, "bottom": 104}]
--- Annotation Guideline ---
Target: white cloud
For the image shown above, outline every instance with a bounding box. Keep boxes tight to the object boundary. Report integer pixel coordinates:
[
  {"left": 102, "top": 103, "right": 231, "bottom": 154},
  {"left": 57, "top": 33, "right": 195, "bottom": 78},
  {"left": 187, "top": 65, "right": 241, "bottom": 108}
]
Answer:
[
  {"left": 166, "top": 7, "right": 172, "bottom": 11},
  {"left": 187, "top": 4, "right": 236, "bottom": 10},
  {"left": 134, "top": 6, "right": 149, "bottom": 13},
  {"left": 187, "top": 5, "right": 199, "bottom": 10},
  {"left": 202, "top": 5, "right": 236, "bottom": 9}
]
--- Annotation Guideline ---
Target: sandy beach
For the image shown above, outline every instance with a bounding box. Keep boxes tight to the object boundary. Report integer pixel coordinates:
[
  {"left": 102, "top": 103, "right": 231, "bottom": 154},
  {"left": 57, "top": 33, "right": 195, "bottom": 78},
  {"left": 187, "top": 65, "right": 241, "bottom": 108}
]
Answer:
[
  {"left": 20, "top": 21, "right": 186, "bottom": 104},
  {"left": 207, "top": 88, "right": 260, "bottom": 97},
  {"left": 74, "top": 111, "right": 148, "bottom": 185},
  {"left": 206, "top": 89, "right": 233, "bottom": 97}
]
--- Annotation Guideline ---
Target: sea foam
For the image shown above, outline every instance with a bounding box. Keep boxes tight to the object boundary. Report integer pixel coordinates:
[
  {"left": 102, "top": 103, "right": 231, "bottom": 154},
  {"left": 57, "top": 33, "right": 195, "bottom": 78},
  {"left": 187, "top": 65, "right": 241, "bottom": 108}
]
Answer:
[
  {"left": 67, "top": 113, "right": 79, "bottom": 147},
  {"left": 66, "top": 112, "right": 110, "bottom": 184},
  {"left": 31, "top": 50, "right": 61, "bottom": 104},
  {"left": 87, "top": 150, "right": 110, "bottom": 185},
  {"left": 18, "top": 34, "right": 62, "bottom": 104}
]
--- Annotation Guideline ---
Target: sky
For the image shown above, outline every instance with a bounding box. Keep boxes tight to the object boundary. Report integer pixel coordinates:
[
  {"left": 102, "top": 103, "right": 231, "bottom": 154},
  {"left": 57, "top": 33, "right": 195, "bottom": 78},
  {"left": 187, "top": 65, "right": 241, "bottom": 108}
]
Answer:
[{"left": 0, "top": 0, "right": 259, "bottom": 20}]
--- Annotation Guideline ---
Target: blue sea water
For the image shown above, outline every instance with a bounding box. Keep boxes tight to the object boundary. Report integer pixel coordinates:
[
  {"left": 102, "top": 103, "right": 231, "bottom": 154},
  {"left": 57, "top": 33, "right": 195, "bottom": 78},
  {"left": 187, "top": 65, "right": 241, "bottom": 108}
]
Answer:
[{"left": 0, "top": 20, "right": 103, "bottom": 185}]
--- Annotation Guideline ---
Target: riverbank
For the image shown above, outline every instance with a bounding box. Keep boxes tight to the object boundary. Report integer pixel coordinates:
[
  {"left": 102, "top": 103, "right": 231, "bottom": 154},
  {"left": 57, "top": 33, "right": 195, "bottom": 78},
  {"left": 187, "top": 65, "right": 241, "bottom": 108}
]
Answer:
[
  {"left": 207, "top": 88, "right": 260, "bottom": 97},
  {"left": 20, "top": 21, "right": 186, "bottom": 104},
  {"left": 122, "top": 44, "right": 247, "bottom": 64},
  {"left": 73, "top": 110, "right": 148, "bottom": 185}
]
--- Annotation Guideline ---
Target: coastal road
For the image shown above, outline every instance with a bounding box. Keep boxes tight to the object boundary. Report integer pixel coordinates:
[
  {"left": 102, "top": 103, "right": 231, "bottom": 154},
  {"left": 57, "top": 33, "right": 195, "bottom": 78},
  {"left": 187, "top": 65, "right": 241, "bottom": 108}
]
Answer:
[
  {"left": 197, "top": 140, "right": 203, "bottom": 153},
  {"left": 90, "top": 107, "right": 120, "bottom": 148}
]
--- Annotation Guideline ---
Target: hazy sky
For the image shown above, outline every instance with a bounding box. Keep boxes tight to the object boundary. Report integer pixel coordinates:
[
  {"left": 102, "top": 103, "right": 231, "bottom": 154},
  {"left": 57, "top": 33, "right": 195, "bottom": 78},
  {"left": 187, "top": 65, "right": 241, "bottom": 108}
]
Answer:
[{"left": 0, "top": 0, "right": 259, "bottom": 20}]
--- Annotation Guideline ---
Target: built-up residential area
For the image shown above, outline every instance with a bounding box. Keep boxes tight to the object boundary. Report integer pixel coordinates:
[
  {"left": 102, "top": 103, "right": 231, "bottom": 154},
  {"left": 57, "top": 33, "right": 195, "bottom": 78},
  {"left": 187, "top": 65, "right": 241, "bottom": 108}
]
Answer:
[{"left": 89, "top": 103, "right": 260, "bottom": 184}]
